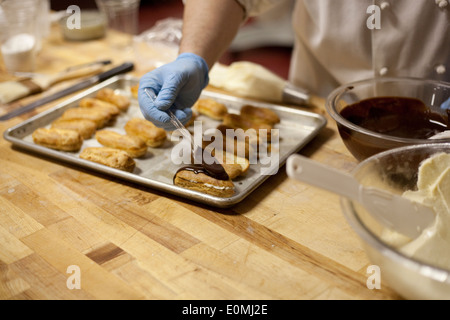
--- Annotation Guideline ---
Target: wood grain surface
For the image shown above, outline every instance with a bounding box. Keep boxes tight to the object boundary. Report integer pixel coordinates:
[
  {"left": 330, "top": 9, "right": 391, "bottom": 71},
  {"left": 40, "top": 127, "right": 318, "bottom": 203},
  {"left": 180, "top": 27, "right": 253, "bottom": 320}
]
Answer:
[{"left": 0, "top": 24, "right": 402, "bottom": 300}]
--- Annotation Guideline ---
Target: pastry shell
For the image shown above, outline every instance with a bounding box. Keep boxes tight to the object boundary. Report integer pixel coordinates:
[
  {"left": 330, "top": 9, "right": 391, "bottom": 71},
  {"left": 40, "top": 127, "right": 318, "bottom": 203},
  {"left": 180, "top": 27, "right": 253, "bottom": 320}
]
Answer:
[
  {"left": 201, "top": 147, "right": 249, "bottom": 180},
  {"left": 80, "top": 147, "right": 136, "bottom": 172},
  {"left": 60, "top": 107, "right": 111, "bottom": 129},
  {"left": 124, "top": 118, "right": 167, "bottom": 148},
  {"left": 95, "top": 130, "right": 148, "bottom": 158},
  {"left": 131, "top": 84, "right": 139, "bottom": 99},
  {"left": 96, "top": 88, "right": 130, "bottom": 112},
  {"left": 240, "top": 104, "right": 280, "bottom": 126},
  {"left": 222, "top": 114, "right": 273, "bottom": 143},
  {"left": 193, "top": 98, "right": 228, "bottom": 120},
  {"left": 51, "top": 118, "right": 97, "bottom": 139},
  {"left": 80, "top": 98, "right": 121, "bottom": 118},
  {"left": 174, "top": 169, "right": 235, "bottom": 198},
  {"left": 32, "top": 128, "right": 83, "bottom": 152}
]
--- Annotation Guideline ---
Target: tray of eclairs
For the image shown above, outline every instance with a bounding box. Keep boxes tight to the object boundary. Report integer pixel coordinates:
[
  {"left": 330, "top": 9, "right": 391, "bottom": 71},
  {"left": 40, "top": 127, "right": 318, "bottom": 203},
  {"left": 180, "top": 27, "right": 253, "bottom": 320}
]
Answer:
[{"left": 4, "top": 75, "right": 327, "bottom": 207}]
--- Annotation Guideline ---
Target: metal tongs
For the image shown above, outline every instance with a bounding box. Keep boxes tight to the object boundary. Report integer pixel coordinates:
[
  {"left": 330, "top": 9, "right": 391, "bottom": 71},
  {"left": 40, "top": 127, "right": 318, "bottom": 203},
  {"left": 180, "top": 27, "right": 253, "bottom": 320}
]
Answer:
[
  {"left": 144, "top": 88, "right": 197, "bottom": 150},
  {"left": 144, "top": 88, "right": 229, "bottom": 179}
]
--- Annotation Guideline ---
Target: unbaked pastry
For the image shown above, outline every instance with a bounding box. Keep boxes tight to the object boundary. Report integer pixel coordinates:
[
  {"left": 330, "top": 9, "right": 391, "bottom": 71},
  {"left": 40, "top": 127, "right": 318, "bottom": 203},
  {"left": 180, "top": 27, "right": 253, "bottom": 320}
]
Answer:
[
  {"left": 32, "top": 128, "right": 83, "bottom": 152},
  {"left": 95, "top": 130, "right": 148, "bottom": 158},
  {"left": 80, "top": 147, "right": 136, "bottom": 172},
  {"left": 96, "top": 88, "right": 130, "bottom": 112},
  {"left": 124, "top": 118, "right": 167, "bottom": 148}
]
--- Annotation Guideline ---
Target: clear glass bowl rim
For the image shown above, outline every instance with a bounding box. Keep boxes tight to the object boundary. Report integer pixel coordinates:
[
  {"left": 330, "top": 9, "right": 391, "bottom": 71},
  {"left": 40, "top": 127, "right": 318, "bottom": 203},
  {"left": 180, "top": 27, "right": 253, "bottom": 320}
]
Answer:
[{"left": 326, "top": 77, "right": 450, "bottom": 144}]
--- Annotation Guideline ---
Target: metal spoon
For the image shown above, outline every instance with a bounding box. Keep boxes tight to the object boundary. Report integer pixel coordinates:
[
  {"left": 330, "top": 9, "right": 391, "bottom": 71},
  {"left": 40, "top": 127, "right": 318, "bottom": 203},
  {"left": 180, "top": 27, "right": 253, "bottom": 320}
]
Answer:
[{"left": 286, "top": 154, "right": 436, "bottom": 238}]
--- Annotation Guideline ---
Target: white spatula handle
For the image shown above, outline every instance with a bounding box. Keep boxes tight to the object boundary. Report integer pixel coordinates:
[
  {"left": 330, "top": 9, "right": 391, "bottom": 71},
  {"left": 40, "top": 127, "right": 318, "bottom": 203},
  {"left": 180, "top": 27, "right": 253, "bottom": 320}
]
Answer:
[
  {"left": 286, "top": 154, "right": 435, "bottom": 239},
  {"left": 286, "top": 155, "right": 360, "bottom": 201}
]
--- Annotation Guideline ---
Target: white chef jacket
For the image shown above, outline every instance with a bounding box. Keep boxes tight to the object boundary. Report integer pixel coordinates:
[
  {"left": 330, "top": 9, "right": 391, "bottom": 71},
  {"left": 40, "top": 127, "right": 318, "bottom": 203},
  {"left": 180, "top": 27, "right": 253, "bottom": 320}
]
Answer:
[{"left": 236, "top": 0, "right": 450, "bottom": 96}]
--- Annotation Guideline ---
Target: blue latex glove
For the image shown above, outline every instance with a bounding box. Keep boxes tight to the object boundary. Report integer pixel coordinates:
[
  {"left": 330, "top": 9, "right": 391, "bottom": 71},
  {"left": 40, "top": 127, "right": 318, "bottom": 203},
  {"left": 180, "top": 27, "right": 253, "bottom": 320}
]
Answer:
[
  {"left": 441, "top": 97, "right": 450, "bottom": 110},
  {"left": 138, "top": 52, "right": 209, "bottom": 130}
]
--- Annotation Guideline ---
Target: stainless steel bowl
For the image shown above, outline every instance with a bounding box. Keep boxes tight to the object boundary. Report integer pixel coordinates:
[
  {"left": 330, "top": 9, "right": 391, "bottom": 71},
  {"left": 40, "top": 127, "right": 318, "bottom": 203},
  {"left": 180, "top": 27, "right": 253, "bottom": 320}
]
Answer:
[{"left": 342, "top": 143, "right": 450, "bottom": 299}]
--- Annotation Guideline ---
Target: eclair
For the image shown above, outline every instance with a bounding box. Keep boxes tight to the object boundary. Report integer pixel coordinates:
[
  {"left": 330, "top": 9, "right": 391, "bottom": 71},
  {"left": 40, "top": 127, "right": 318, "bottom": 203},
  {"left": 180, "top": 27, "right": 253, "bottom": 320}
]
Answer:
[
  {"left": 222, "top": 114, "right": 273, "bottom": 143},
  {"left": 174, "top": 167, "right": 235, "bottom": 198},
  {"left": 79, "top": 98, "right": 121, "bottom": 119},
  {"left": 212, "top": 124, "right": 257, "bottom": 159},
  {"left": 223, "top": 113, "right": 273, "bottom": 131},
  {"left": 207, "top": 134, "right": 253, "bottom": 160},
  {"left": 80, "top": 147, "right": 136, "bottom": 172},
  {"left": 96, "top": 88, "right": 130, "bottom": 112},
  {"left": 202, "top": 145, "right": 250, "bottom": 179},
  {"left": 95, "top": 130, "right": 148, "bottom": 158},
  {"left": 32, "top": 128, "right": 83, "bottom": 152},
  {"left": 60, "top": 107, "right": 111, "bottom": 129},
  {"left": 216, "top": 150, "right": 250, "bottom": 178},
  {"left": 240, "top": 105, "right": 280, "bottom": 126},
  {"left": 124, "top": 118, "right": 167, "bottom": 148},
  {"left": 51, "top": 118, "right": 97, "bottom": 139},
  {"left": 131, "top": 84, "right": 139, "bottom": 99},
  {"left": 193, "top": 98, "right": 228, "bottom": 120}
]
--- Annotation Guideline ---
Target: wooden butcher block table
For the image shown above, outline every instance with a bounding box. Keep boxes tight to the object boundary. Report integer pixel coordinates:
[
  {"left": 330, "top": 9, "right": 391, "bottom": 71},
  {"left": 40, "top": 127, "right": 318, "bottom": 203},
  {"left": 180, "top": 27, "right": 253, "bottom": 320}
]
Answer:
[{"left": 0, "top": 25, "right": 401, "bottom": 300}]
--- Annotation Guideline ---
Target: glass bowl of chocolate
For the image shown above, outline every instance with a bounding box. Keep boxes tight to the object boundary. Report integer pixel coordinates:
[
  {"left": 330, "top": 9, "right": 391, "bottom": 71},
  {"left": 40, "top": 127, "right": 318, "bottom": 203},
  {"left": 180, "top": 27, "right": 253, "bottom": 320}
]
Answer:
[
  {"left": 341, "top": 143, "right": 450, "bottom": 299},
  {"left": 326, "top": 77, "right": 450, "bottom": 161}
]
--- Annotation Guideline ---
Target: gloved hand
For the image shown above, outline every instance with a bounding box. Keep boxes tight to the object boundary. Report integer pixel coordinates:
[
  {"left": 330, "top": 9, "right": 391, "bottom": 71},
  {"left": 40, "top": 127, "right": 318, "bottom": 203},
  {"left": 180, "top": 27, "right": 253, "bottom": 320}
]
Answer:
[
  {"left": 138, "top": 52, "right": 209, "bottom": 130},
  {"left": 441, "top": 97, "right": 450, "bottom": 110}
]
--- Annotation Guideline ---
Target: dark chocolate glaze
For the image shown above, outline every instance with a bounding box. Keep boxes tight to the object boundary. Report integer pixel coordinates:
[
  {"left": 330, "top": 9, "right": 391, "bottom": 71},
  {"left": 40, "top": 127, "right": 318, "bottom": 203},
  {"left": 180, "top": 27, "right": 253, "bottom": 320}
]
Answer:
[
  {"left": 175, "top": 148, "right": 230, "bottom": 181},
  {"left": 201, "top": 162, "right": 230, "bottom": 181},
  {"left": 337, "top": 96, "right": 450, "bottom": 160},
  {"left": 175, "top": 164, "right": 230, "bottom": 182},
  {"left": 340, "top": 96, "right": 448, "bottom": 139}
]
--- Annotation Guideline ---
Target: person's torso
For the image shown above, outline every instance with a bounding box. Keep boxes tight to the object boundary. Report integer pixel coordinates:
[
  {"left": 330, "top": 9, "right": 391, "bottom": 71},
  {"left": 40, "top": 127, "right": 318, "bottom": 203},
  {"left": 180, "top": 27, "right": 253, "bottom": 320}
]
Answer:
[{"left": 290, "top": 0, "right": 450, "bottom": 95}]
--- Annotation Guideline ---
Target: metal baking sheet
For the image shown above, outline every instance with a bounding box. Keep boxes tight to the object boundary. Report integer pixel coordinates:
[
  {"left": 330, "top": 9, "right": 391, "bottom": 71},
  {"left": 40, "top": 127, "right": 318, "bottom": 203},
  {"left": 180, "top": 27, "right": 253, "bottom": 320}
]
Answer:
[{"left": 3, "top": 75, "right": 327, "bottom": 208}]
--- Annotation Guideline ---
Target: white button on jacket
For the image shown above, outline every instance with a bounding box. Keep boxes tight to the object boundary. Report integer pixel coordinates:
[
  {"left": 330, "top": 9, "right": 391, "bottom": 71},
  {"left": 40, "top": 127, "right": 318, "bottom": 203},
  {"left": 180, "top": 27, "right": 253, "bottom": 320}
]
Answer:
[
  {"left": 379, "top": 67, "right": 389, "bottom": 76},
  {"left": 436, "top": 64, "right": 447, "bottom": 75},
  {"left": 237, "top": 0, "right": 450, "bottom": 96},
  {"left": 380, "top": 1, "right": 390, "bottom": 10}
]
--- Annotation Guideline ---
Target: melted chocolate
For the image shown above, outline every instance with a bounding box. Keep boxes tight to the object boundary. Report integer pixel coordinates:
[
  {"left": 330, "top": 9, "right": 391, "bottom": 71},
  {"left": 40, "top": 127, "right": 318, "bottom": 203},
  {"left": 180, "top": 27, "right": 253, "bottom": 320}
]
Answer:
[
  {"left": 338, "top": 96, "right": 449, "bottom": 160},
  {"left": 175, "top": 163, "right": 230, "bottom": 181},
  {"left": 340, "top": 96, "right": 448, "bottom": 139},
  {"left": 201, "top": 162, "right": 230, "bottom": 181},
  {"left": 175, "top": 148, "right": 230, "bottom": 181}
]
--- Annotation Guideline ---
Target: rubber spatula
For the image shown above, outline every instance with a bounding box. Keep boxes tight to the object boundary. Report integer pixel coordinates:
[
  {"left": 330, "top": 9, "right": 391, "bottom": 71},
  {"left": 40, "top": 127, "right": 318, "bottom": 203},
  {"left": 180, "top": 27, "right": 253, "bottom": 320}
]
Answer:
[{"left": 286, "top": 154, "right": 435, "bottom": 238}]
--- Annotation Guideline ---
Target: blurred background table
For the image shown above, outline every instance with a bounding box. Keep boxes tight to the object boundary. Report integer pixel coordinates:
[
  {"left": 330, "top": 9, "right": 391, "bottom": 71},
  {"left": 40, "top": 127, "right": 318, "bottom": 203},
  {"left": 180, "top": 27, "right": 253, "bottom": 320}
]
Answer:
[{"left": 0, "top": 2, "right": 401, "bottom": 300}]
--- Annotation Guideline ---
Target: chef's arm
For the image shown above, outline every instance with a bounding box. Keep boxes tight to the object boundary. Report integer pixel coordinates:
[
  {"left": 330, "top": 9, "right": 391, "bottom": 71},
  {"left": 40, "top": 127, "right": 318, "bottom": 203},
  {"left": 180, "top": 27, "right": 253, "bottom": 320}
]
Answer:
[
  {"left": 179, "top": 0, "right": 245, "bottom": 69},
  {"left": 138, "top": 0, "right": 246, "bottom": 130}
]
